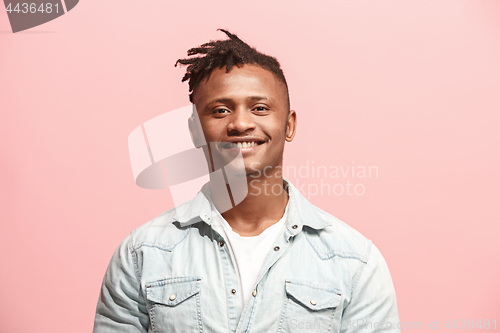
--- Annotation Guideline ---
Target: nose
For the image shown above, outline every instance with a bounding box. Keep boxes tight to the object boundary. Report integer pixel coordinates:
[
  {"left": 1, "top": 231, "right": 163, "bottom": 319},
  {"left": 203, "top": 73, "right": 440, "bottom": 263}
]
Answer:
[{"left": 227, "top": 109, "right": 256, "bottom": 134}]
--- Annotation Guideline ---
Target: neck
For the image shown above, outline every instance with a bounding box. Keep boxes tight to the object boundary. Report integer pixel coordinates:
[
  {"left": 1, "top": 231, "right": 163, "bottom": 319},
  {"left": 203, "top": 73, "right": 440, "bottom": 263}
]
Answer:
[{"left": 209, "top": 167, "right": 289, "bottom": 236}]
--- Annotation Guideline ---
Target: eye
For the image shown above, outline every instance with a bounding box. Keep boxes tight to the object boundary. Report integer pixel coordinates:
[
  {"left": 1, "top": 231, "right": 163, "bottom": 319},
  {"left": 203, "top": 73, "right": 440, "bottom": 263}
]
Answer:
[
  {"left": 253, "top": 106, "right": 269, "bottom": 113},
  {"left": 213, "top": 108, "right": 230, "bottom": 116}
]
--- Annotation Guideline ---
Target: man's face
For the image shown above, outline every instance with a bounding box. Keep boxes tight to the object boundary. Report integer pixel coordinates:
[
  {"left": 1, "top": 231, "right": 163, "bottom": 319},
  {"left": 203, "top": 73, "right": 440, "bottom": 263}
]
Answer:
[{"left": 191, "top": 64, "right": 296, "bottom": 177}]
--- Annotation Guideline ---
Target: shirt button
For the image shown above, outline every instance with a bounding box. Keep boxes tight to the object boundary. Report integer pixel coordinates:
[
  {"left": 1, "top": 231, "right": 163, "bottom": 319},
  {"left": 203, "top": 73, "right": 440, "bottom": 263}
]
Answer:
[
  {"left": 274, "top": 246, "right": 280, "bottom": 251},
  {"left": 231, "top": 289, "right": 237, "bottom": 295},
  {"left": 169, "top": 294, "right": 176, "bottom": 301},
  {"left": 291, "top": 225, "right": 298, "bottom": 229},
  {"left": 310, "top": 300, "right": 317, "bottom": 306},
  {"left": 252, "top": 289, "right": 257, "bottom": 297},
  {"left": 219, "top": 240, "right": 225, "bottom": 247}
]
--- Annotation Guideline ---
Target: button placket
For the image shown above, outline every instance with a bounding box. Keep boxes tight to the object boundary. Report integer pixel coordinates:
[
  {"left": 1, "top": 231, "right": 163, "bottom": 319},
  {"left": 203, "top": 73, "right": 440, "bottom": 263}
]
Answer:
[{"left": 217, "top": 237, "right": 241, "bottom": 332}]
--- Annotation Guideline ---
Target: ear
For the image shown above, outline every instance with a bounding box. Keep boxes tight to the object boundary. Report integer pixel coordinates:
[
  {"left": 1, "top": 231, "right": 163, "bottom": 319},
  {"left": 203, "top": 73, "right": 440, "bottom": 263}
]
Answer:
[
  {"left": 285, "top": 109, "right": 297, "bottom": 142},
  {"left": 188, "top": 105, "right": 206, "bottom": 148}
]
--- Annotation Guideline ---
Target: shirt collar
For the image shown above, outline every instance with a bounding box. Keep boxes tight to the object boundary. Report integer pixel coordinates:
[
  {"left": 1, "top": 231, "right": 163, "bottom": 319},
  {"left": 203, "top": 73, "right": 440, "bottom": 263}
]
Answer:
[{"left": 172, "top": 177, "right": 333, "bottom": 231}]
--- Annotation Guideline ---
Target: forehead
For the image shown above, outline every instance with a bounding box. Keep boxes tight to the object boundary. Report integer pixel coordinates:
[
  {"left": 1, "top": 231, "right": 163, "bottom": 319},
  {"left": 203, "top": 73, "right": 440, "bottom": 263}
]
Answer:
[{"left": 192, "top": 64, "right": 287, "bottom": 107}]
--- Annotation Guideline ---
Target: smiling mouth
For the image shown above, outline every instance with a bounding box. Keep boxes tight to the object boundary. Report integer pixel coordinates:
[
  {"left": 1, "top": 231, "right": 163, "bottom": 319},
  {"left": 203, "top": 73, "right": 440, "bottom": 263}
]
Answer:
[{"left": 221, "top": 141, "right": 266, "bottom": 149}]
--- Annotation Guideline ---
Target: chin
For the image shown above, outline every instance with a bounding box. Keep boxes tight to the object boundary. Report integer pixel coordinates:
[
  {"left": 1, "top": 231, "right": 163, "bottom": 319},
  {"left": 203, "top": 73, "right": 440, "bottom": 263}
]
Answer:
[{"left": 245, "top": 168, "right": 261, "bottom": 178}]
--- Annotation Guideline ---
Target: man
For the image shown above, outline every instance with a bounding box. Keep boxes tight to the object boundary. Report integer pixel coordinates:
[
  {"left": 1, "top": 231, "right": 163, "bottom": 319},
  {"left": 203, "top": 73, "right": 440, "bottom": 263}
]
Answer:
[{"left": 93, "top": 29, "right": 400, "bottom": 332}]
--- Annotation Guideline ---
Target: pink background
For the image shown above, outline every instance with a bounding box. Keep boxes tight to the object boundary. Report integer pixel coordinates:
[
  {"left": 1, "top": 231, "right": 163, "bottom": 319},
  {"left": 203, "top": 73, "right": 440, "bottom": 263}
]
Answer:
[{"left": 1, "top": 0, "right": 499, "bottom": 331}]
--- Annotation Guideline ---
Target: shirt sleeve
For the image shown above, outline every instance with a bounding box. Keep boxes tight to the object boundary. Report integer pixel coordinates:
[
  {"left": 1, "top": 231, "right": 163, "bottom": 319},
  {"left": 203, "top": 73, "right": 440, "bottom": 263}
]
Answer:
[
  {"left": 93, "top": 233, "right": 149, "bottom": 333},
  {"left": 340, "top": 242, "right": 400, "bottom": 332}
]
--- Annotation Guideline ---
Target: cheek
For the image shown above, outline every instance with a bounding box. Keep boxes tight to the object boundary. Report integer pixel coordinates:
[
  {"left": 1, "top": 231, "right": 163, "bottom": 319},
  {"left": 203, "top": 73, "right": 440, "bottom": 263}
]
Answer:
[
  {"left": 200, "top": 121, "right": 225, "bottom": 141},
  {"left": 256, "top": 117, "right": 286, "bottom": 136},
  {"left": 269, "top": 122, "right": 288, "bottom": 140}
]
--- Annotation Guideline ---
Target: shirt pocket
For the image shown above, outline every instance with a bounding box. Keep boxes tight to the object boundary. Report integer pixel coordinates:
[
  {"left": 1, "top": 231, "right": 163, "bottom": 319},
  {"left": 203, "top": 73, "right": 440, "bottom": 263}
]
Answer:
[
  {"left": 279, "top": 280, "right": 342, "bottom": 333},
  {"left": 145, "top": 277, "right": 202, "bottom": 333}
]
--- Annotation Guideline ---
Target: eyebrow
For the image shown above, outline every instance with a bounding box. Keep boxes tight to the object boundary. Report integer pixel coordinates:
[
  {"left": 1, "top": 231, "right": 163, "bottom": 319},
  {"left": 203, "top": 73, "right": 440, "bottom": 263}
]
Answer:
[{"left": 206, "top": 95, "right": 273, "bottom": 106}]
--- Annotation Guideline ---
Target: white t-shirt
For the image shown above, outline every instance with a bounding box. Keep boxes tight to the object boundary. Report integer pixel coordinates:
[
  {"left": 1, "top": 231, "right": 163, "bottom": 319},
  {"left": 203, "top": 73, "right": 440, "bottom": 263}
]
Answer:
[{"left": 210, "top": 200, "right": 290, "bottom": 310}]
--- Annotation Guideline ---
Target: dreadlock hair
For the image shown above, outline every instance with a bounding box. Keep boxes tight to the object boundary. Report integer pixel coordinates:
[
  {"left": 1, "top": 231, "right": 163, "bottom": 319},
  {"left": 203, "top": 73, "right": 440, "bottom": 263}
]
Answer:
[{"left": 175, "top": 29, "right": 290, "bottom": 111}]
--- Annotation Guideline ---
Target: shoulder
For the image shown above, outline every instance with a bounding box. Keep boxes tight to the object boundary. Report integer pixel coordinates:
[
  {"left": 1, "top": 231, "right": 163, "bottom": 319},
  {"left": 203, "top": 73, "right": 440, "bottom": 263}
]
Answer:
[
  {"left": 126, "top": 199, "right": 200, "bottom": 253},
  {"left": 304, "top": 204, "right": 372, "bottom": 264},
  {"left": 284, "top": 178, "right": 373, "bottom": 263}
]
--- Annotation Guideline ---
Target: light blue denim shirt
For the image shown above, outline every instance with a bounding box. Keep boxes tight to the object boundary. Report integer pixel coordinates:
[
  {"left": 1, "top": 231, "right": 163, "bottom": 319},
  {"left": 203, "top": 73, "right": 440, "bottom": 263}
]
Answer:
[{"left": 93, "top": 178, "right": 400, "bottom": 332}]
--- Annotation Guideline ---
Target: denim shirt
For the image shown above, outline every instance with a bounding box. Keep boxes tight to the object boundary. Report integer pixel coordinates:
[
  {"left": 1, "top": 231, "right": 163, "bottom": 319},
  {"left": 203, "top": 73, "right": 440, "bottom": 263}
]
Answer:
[{"left": 93, "top": 178, "right": 400, "bottom": 332}]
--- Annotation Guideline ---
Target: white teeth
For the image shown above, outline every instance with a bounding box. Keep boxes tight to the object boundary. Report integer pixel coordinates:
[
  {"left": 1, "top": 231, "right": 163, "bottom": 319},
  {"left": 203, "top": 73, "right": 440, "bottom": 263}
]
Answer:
[{"left": 230, "top": 142, "right": 259, "bottom": 148}]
